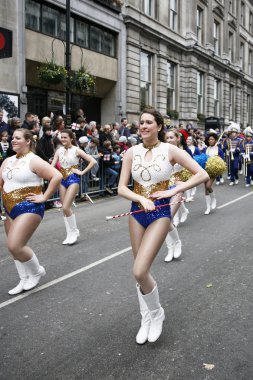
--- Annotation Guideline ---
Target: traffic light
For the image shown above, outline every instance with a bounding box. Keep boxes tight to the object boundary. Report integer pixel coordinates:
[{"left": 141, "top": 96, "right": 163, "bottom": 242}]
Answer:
[{"left": 0, "top": 27, "right": 12, "bottom": 59}]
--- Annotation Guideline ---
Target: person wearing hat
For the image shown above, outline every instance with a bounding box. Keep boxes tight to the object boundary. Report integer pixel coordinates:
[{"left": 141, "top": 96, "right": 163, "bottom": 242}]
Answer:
[
  {"left": 224, "top": 124, "right": 241, "bottom": 185},
  {"left": 203, "top": 132, "right": 224, "bottom": 215},
  {"left": 118, "top": 135, "right": 128, "bottom": 152},
  {"left": 240, "top": 128, "right": 253, "bottom": 187}
]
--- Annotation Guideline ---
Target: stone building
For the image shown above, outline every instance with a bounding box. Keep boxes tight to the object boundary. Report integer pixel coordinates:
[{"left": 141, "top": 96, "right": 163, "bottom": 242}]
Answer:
[
  {"left": 1, "top": 0, "right": 253, "bottom": 127},
  {"left": 0, "top": 0, "right": 126, "bottom": 124},
  {"left": 123, "top": 0, "right": 253, "bottom": 128}
]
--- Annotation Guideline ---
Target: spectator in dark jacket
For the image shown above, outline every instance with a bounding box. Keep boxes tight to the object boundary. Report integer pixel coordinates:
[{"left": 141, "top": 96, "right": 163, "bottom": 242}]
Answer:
[
  {"left": 119, "top": 117, "right": 130, "bottom": 138},
  {"left": 21, "top": 112, "right": 34, "bottom": 129},
  {"left": 72, "top": 117, "right": 87, "bottom": 141},
  {"left": 8, "top": 117, "right": 21, "bottom": 141},
  {"left": 102, "top": 140, "right": 118, "bottom": 194},
  {"left": 36, "top": 125, "right": 55, "bottom": 162},
  {"left": 99, "top": 124, "right": 113, "bottom": 148}
]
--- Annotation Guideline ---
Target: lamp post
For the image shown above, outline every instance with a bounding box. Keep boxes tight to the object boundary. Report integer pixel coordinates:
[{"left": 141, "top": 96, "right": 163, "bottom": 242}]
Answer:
[{"left": 65, "top": 0, "right": 71, "bottom": 123}]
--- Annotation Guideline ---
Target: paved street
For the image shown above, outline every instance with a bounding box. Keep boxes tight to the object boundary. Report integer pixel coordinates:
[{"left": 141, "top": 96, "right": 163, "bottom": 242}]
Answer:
[{"left": 0, "top": 180, "right": 253, "bottom": 380}]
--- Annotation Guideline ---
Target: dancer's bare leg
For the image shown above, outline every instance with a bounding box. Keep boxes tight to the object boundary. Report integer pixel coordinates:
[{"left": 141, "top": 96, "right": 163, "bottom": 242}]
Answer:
[
  {"left": 60, "top": 183, "right": 79, "bottom": 216},
  {"left": 205, "top": 178, "right": 215, "bottom": 195},
  {"left": 5, "top": 214, "right": 42, "bottom": 261},
  {"left": 171, "top": 192, "right": 183, "bottom": 218},
  {"left": 130, "top": 216, "right": 171, "bottom": 294}
]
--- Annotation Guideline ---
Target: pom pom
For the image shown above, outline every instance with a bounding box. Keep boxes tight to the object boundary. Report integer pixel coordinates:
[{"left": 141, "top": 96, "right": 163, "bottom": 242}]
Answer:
[
  {"left": 177, "top": 169, "right": 192, "bottom": 182},
  {"left": 205, "top": 156, "right": 227, "bottom": 178},
  {"left": 194, "top": 153, "right": 209, "bottom": 169}
]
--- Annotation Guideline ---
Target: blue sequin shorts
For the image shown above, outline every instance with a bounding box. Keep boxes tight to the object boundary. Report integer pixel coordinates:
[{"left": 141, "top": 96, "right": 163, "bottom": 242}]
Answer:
[
  {"left": 130, "top": 198, "right": 171, "bottom": 229},
  {"left": 5, "top": 201, "right": 45, "bottom": 220},
  {"left": 61, "top": 174, "right": 80, "bottom": 188}
]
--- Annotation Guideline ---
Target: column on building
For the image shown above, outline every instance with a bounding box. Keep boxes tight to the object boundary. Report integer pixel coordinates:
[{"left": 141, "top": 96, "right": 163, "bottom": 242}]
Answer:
[
  {"left": 223, "top": 72, "right": 231, "bottom": 124},
  {"left": 178, "top": 51, "right": 198, "bottom": 120},
  {"left": 126, "top": 27, "right": 141, "bottom": 119},
  {"left": 235, "top": 77, "right": 242, "bottom": 124},
  {"left": 206, "top": 64, "right": 215, "bottom": 117},
  {"left": 179, "top": 60, "right": 198, "bottom": 121},
  {"left": 241, "top": 83, "right": 248, "bottom": 127},
  {"left": 156, "top": 42, "right": 168, "bottom": 116}
]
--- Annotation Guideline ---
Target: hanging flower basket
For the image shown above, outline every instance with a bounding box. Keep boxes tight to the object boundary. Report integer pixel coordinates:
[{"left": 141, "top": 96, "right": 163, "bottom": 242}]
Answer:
[
  {"left": 72, "top": 67, "right": 96, "bottom": 92},
  {"left": 111, "top": 0, "right": 124, "bottom": 6},
  {"left": 38, "top": 61, "right": 67, "bottom": 84}
]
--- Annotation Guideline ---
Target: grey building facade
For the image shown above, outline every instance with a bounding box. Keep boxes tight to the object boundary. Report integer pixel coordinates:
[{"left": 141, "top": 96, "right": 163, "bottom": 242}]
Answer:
[
  {"left": 1, "top": 0, "right": 253, "bottom": 127},
  {"left": 0, "top": 0, "right": 126, "bottom": 124},
  {"left": 123, "top": 0, "right": 253, "bottom": 128}
]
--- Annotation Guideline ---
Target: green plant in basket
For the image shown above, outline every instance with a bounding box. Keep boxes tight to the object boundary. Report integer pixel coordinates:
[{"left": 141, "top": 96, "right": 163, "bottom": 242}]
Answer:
[
  {"left": 73, "top": 67, "right": 96, "bottom": 92},
  {"left": 38, "top": 61, "right": 67, "bottom": 84}
]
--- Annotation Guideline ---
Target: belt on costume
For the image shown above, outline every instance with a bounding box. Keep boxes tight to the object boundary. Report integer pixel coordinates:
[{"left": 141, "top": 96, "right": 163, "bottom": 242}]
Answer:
[
  {"left": 133, "top": 180, "right": 170, "bottom": 201},
  {"left": 2, "top": 185, "right": 42, "bottom": 214},
  {"left": 59, "top": 165, "right": 78, "bottom": 180},
  {"left": 172, "top": 170, "right": 185, "bottom": 182}
]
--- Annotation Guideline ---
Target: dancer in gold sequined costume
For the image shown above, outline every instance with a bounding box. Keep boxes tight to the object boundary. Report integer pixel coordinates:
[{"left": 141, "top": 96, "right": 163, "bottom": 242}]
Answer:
[
  {"left": 0, "top": 129, "right": 62, "bottom": 295},
  {"left": 118, "top": 108, "right": 209, "bottom": 344},
  {"left": 51, "top": 129, "right": 96, "bottom": 245}
]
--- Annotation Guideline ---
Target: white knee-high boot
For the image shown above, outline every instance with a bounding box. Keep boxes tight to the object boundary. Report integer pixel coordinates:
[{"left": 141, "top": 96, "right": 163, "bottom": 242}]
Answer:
[
  {"left": 165, "top": 231, "right": 174, "bottom": 262},
  {"left": 185, "top": 190, "right": 193, "bottom": 202},
  {"left": 173, "top": 211, "right": 180, "bottom": 227},
  {"left": 66, "top": 214, "right": 79, "bottom": 245},
  {"left": 204, "top": 195, "right": 211, "bottom": 215},
  {"left": 191, "top": 187, "right": 197, "bottom": 196},
  {"left": 62, "top": 217, "right": 70, "bottom": 245},
  {"left": 8, "top": 260, "right": 28, "bottom": 295},
  {"left": 136, "top": 284, "right": 151, "bottom": 345},
  {"left": 165, "top": 226, "right": 182, "bottom": 262},
  {"left": 210, "top": 192, "right": 216, "bottom": 210},
  {"left": 142, "top": 285, "right": 165, "bottom": 343},
  {"left": 23, "top": 253, "right": 46, "bottom": 291},
  {"left": 180, "top": 203, "right": 189, "bottom": 223}
]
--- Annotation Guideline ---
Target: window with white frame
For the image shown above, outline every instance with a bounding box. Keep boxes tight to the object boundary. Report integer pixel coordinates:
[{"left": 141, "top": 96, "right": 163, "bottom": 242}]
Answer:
[
  {"left": 144, "top": 0, "right": 156, "bottom": 17},
  {"left": 76, "top": 20, "right": 89, "bottom": 48},
  {"left": 229, "top": 0, "right": 236, "bottom": 14},
  {"left": 249, "top": 49, "right": 253, "bottom": 76},
  {"left": 229, "top": 85, "right": 235, "bottom": 120},
  {"left": 241, "top": 2, "right": 245, "bottom": 26},
  {"left": 197, "top": 71, "right": 204, "bottom": 114},
  {"left": 169, "top": 0, "right": 178, "bottom": 31},
  {"left": 240, "top": 42, "right": 245, "bottom": 71},
  {"left": 196, "top": 7, "right": 203, "bottom": 45},
  {"left": 214, "top": 79, "right": 221, "bottom": 116},
  {"left": 167, "top": 62, "right": 176, "bottom": 112},
  {"left": 247, "top": 94, "right": 251, "bottom": 124},
  {"left": 228, "top": 32, "right": 234, "bottom": 62},
  {"left": 25, "top": 0, "right": 40, "bottom": 31},
  {"left": 140, "top": 52, "right": 152, "bottom": 110},
  {"left": 250, "top": 12, "right": 253, "bottom": 34},
  {"left": 213, "top": 21, "right": 220, "bottom": 56},
  {"left": 25, "top": 0, "right": 116, "bottom": 57}
]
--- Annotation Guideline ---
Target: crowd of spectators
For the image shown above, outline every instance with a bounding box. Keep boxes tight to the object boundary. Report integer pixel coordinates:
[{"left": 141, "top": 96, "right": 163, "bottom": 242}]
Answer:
[
  {"left": 0, "top": 109, "right": 142, "bottom": 212},
  {"left": 0, "top": 107, "right": 211, "bottom": 219}
]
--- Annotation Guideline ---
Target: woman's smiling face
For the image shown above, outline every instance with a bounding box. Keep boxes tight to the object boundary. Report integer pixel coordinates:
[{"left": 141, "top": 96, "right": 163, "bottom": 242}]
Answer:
[{"left": 139, "top": 113, "right": 160, "bottom": 141}]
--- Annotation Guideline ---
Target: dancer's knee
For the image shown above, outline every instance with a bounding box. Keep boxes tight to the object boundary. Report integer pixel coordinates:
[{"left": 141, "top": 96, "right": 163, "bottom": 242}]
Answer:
[
  {"left": 7, "top": 240, "right": 21, "bottom": 256},
  {"left": 132, "top": 264, "right": 148, "bottom": 283},
  {"left": 62, "top": 205, "right": 71, "bottom": 216}
]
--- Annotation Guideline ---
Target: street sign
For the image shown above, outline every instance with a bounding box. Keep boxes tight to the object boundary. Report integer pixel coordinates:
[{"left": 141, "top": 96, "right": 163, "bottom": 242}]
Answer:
[{"left": 0, "top": 27, "right": 12, "bottom": 59}]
